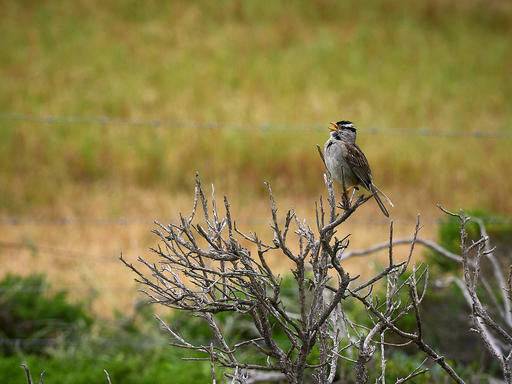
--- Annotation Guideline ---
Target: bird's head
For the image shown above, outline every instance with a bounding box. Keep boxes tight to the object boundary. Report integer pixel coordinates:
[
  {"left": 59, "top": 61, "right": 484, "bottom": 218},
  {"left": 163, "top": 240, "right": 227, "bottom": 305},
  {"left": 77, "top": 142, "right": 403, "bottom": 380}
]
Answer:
[{"left": 329, "top": 120, "right": 357, "bottom": 142}]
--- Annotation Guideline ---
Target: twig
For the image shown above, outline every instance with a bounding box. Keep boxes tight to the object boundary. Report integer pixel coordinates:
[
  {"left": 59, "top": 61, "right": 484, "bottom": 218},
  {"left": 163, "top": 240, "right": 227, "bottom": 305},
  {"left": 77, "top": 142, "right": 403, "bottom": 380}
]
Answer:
[
  {"left": 104, "top": 370, "right": 112, "bottom": 384},
  {"left": 395, "top": 357, "right": 428, "bottom": 383},
  {"left": 340, "top": 237, "right": 462, "bottom": 263},
  {"left": 21, "top": 363, "right": 33, "bottom": 384}
]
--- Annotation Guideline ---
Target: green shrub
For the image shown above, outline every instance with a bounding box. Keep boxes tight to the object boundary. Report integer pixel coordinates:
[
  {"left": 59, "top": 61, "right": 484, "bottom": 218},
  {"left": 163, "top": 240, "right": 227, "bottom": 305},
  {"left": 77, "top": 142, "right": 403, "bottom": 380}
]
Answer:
[
  {"left": 0, "top": 350, "right": 213, "bottom": 384},
  {"left": 0, "top": 276, "right": 213, "bottom": 384},
  {"left": 0, "top": 274, "right": 92, "bottom": 356}
]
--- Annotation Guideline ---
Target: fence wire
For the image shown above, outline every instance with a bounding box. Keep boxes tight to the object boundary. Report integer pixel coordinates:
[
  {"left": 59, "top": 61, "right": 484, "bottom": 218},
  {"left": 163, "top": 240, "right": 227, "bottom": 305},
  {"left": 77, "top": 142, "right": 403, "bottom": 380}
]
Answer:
[
  {"left": 1, "top": 113, "right": 511, "bottom": 138},
  {"left": 0, "top": 240, "right": 119, "bottom": 262},
  {"left": 1, "top": 216, "right": 510, "bottom": 265},
  {"left": 0, "top": 337, "right": 170, "bottom": 347},
  {"left": 0, "top": 216, "right": 432, "bottom": 226},
  {"left": 1, "top": 216, "right": 510, "bottom": 226}
]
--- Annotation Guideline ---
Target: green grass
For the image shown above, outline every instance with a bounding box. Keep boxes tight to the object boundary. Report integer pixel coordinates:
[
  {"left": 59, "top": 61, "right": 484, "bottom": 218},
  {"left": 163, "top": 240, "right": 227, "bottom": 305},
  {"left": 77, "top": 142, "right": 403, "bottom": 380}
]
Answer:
[
  {"left": 0, "top": 273, "right": 214, "bottom": 384},
  {"left": 1, "top": 0, "right": 511, "bottom": 213},
  {"left": 0, "top": 351, "right": 214, "bottom": 384},
  {"left": 0, "top": 270, "right": 499, "bottom": 383}
]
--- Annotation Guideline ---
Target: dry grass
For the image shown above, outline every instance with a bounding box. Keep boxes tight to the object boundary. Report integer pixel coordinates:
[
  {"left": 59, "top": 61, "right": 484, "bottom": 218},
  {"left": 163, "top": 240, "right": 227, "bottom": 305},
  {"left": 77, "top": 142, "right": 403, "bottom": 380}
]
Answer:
[
  {"left": 1, "top": 0, "right": 511, "bottom": 315},
  {"left": 1, "top": 0, "right": 512, "bottom": 213},
  {"left": 1, "top": 185, "right": 441, "bottom": 315}
]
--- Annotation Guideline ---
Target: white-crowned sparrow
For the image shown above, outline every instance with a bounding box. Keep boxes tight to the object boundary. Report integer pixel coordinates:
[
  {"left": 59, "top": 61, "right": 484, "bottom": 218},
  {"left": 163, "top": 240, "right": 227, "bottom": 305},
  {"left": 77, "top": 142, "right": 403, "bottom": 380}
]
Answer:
[{"left": 324, "top": 120, "right": 393, "bottom": 217}]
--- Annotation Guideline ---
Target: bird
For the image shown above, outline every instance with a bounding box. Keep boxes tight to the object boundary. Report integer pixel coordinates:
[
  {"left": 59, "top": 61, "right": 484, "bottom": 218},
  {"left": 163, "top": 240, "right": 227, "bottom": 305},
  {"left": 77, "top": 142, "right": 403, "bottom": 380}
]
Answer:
[{"left": 324, "top": 120, "right": 393, "bottom": 217}]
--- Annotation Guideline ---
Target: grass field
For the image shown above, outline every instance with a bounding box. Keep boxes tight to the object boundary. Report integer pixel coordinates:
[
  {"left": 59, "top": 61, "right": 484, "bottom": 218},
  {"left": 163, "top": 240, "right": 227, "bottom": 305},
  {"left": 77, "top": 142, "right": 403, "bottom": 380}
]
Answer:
[{"left": 1, "top": 0, "right": 512, "bottom": 314}]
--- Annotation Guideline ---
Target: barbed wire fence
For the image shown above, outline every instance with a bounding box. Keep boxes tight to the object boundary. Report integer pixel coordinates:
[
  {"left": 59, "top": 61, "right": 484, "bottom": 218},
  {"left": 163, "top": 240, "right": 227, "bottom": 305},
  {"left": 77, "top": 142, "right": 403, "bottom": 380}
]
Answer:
[
  {"left": 1, "top": 216, "right": 511, "bottom": 226},
  {"left": 2, "top": 113, "right": 510, "bottom": 226},
  {"left": 1, "top": 113, "right": 512, "bottom": 138},
  {"left": 0, "top": 216, "right": 450, "bottom": 267},
  {"left": 2, "top": 112, "right": 512, "bottom": 363}
]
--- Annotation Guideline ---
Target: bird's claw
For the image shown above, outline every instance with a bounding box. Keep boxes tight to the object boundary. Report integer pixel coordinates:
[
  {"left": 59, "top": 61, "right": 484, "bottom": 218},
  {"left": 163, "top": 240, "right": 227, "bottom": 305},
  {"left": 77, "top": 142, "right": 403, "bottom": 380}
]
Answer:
[{"left": 338, "top": 190, "right": 351, "bottom": 211}]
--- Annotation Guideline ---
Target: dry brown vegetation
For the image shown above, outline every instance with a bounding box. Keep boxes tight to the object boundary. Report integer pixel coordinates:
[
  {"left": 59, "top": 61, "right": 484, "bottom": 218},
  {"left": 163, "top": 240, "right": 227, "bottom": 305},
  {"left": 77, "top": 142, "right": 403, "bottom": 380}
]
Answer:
[
  {"left": 1, "top": 0, "right": 511, "bottom": 315},
  {"left": 1, "top": 186, "right": 441, "bottom": 315}
]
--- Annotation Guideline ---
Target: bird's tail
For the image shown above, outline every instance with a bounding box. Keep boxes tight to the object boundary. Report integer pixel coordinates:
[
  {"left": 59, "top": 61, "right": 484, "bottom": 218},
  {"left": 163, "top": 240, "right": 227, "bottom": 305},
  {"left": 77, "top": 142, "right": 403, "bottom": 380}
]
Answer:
[
  {"left": 368, "top": 184, "right": 393, "bottom": 218},
  {"left": 373, "top": 193, "right": 389, "bottom": 218},
  {"left": 372, "top": 184, "right": 394, "bottom": 208}
]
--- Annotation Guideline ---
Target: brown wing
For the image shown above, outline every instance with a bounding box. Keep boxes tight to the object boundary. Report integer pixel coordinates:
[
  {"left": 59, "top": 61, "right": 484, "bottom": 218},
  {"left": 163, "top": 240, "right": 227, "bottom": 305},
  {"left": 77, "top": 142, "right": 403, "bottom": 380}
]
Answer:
[{"left": 343, "top": 144, "right": 373, "bottom": 190}]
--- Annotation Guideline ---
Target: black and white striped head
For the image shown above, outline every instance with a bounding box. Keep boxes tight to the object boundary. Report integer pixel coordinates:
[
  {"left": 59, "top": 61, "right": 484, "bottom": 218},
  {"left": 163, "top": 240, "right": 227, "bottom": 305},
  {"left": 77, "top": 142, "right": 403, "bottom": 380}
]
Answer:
[{"left": 329, "top": 120, "right": 357, "bottom": 143}]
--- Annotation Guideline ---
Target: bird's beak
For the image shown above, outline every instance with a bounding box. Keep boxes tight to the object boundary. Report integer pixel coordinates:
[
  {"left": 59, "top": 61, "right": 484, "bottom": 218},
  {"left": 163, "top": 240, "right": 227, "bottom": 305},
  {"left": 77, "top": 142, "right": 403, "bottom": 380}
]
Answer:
[{"left": 329, "top": 122, "right": 338, "bottom": 131}]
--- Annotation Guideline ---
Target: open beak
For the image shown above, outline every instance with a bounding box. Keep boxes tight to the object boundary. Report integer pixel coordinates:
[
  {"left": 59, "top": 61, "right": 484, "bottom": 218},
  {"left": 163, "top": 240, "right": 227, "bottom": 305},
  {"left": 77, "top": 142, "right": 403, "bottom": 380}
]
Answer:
[{"left": 329, "top": 122, "right": 338, "bottom": 131}]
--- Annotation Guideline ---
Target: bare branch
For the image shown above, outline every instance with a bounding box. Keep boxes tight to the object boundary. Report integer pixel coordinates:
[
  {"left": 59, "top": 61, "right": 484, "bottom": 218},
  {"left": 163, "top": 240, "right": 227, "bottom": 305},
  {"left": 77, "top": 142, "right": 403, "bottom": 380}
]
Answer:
[
  {"left": 104, "top": 370, "right": 112, "bottom": 384},
  {"left": 395, "top": 357, "right": 429, "bottom": 383},
  {"left": 122, "top": 175, "right": 475, "bottom": 383},
  {"left": 20, "top": 364, "right": 45, "bottom": 384},
  {"left": 341, "top": 237, "right": 462, "bottom": 263},
  {"left": 437, "top": 205, "right": 512, "bottom": 383},
  {"left": 21, "top": 363, "right": 33, "bottom": 384}
]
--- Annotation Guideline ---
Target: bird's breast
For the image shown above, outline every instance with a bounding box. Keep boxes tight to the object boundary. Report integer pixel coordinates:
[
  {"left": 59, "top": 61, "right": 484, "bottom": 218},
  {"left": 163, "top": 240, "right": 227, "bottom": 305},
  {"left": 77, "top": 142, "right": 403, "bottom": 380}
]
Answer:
[{"left": 324, "top": 140, "right": 358, "bottom": 187}]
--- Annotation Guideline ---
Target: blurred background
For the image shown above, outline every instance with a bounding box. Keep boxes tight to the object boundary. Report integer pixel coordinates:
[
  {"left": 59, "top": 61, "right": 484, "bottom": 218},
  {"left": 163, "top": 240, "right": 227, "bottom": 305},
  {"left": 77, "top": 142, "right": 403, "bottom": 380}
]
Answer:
[{"left": 1, "top": 0, "right": 511, "bottom": 382}]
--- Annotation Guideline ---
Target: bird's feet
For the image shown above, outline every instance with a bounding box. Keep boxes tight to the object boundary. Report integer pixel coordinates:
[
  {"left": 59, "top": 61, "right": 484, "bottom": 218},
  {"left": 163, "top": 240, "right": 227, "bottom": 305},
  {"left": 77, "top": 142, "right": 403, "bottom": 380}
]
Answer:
[{"left": 338, "top": 187, "right": 358, "bottom": 210}]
